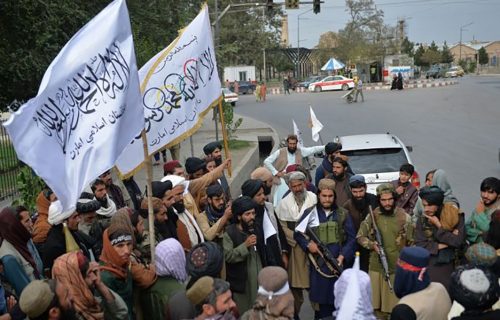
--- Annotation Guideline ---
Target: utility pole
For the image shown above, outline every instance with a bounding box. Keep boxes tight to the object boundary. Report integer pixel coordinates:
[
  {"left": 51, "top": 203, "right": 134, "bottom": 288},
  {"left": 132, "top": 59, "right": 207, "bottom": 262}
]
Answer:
[
  {"left": 297, "top": 8, "right": 313, "bottom": 79},
  {"left": 459, "top": 22, "right": 473, "bottom": 62},
  {"left": 263, "top": 48, "right": 267, "bottom": 82}
]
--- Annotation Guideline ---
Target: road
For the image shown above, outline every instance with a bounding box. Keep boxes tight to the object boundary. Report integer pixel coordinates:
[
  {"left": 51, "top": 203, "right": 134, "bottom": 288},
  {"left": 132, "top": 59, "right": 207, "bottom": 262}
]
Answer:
[{"left": 234, "top": 75, "right": 500, "bottom": 216}]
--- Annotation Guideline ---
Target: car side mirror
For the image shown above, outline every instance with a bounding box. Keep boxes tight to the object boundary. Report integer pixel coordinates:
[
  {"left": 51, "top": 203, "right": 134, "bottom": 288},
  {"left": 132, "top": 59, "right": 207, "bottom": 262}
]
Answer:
[{"left": 406, "top": 146, "right": 413, "bottom": 152}]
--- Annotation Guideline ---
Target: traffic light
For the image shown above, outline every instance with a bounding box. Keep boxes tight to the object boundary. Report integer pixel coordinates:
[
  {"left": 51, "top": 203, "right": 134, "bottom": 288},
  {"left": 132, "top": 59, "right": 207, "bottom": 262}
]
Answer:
[
  {"left": 313, "top": 0, "right": 321, "bottom": 14},
  {"left": 267, "top": 0, "right": 274, "bottom": 12},
  {"left": 286, "top": 0, "right": 299, "bottom": 9}
]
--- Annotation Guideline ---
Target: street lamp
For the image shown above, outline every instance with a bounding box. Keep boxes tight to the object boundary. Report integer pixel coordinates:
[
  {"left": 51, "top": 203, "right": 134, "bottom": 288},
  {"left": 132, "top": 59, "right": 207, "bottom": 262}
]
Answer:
[
  {"left": 459, "top": 22, "right": 473, "bottom": 62},
  {"left": 297, "top": 8, "right": 313, "bottom": 79}
]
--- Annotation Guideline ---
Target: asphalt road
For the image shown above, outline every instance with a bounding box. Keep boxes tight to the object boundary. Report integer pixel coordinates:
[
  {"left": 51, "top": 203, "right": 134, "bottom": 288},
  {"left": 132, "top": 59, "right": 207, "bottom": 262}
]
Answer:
[{"left": 234, "top": 75, "right": 500, "bottom": 216}]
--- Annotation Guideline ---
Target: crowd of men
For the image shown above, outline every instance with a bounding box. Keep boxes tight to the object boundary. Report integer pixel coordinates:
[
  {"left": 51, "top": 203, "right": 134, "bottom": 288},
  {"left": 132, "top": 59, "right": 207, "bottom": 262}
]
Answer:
[{"left": 0, "top": 134, "right": 499, "bottom": 320}]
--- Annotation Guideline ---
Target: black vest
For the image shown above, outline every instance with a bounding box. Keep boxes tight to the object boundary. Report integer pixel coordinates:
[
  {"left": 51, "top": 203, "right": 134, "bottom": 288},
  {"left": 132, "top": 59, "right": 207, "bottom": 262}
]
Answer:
[{"left": 225, "top": 224, "right": 248, "bottom": 293}]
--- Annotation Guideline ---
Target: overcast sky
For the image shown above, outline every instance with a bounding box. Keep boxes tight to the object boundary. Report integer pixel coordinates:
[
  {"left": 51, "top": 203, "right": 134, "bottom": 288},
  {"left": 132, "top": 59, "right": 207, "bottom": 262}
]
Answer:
[{"left": 285, "top": 0, "right": 500, "bottom": 49}]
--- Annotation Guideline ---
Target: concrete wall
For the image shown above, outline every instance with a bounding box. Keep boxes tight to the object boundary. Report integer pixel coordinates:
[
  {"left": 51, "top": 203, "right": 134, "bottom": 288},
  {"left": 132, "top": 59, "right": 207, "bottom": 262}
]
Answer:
[{"left": 229, "top": 143, "right": 260, "bottom": 197}]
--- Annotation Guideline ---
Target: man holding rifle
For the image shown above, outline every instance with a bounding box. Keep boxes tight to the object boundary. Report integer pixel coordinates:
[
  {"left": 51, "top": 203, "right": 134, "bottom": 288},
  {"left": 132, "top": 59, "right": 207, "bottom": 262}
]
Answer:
[
  {"left": 357, "top": 183, "right": 414, "bottom": 314},
  {"left": 294, "top": 178, "right": 356, "bottom": 319}
]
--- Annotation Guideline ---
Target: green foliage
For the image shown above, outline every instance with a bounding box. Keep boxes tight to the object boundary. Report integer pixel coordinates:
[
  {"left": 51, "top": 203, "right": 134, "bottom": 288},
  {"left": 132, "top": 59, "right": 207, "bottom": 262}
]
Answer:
[
  {"left": 11, "top": 166, "right": 46, "bottom": 213},
  {"left": 401, "top": 37, "right": 414, "bottom": 57},
  {"left": 468, "top": 61, "right": 477, "bottom": 73},
  {"left": 478, "top": 47, "right": 489, "bottom": 65},
  {"left": 441, "top": 41, "right": 454, "bottom": 64},
  {"left": 458, "top": 59, "right": 468, "bottom": 71},
  {"left": 222, "top": 100, "right": 242, "bottom": 140},
  {"left": 414, "top": 44, "right": 427, "bottom": 67}
]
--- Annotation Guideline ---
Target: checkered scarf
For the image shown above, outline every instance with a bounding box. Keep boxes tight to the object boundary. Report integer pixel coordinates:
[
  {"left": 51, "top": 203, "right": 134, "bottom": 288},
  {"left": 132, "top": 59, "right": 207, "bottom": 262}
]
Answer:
[{"left": 155, "top": 238, "right": 187, "bottom": 282}]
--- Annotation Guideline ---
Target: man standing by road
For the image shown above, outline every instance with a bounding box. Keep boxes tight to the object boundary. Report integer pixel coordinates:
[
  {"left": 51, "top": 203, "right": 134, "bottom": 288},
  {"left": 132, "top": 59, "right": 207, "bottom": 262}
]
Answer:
[
  {"left": 466, "top": 177, "right": 500, "bottom": 244},
  {"left": 353, "top": 76, "right": 364, "bottom": 103},
  {"left": 342, "top": 175, "right": 378, "bottom": 272},
  {"left": 275, "top": 172, "right": 317, "bottom": 319},
  {"left": 357, "top": 183, "right": 414, "bottom": 314},
  {"left": 294, "top": 178, "right": 356, "bottom": 319}
]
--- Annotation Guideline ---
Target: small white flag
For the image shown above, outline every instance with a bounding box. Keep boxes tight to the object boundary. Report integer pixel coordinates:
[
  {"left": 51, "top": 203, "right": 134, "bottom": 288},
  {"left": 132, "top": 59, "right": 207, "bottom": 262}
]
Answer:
[
  {"left": 3, "top": 0, "right": 143, "bottom": 213},
  {"left": 336, "top": 254, "right": 362, "bottom": 320},
  {"left": 309, "top": 106, "right": 323, "bottom": 142},
  {"left": 292, "top": 119, "right": 304, "bottom": 147}
]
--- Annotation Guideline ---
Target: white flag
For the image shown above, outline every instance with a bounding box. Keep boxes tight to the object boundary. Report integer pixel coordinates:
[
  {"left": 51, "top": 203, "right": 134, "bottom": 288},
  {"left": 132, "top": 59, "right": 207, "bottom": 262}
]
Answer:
[
  {"left": 116, "top": 4, "right": 220, "bottom": 175},
  {"left": 292, "top": 119, "right": 304, "bottom": 147},
  {"left": 336, "top": 254, "right": 362, "bottom": 320},
  {"left": 3, "top": 0, "right": 143, "bottom": 213},
  {"left": 309, "top": 106, "right": 324, "bottom": 142}
]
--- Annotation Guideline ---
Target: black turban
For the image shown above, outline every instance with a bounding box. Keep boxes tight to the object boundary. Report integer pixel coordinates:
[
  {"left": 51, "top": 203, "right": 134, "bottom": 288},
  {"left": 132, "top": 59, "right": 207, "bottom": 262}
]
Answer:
[
  {"left": 76, "top": 199, "right": 101, "bottom": 214},
  {"left": 325, "top": 142, "right": 342, "bottom": 155},
  {"left": 185, "top": 157, "right": 206, "bottom": 174},
  {"left": 419, "top": 186, "right": 445, "bottom": 206},
  {"left": 206, "top": 183, "right": 224, "bottom": 198},
  {"left": 186, "top": 241, "right": 224, "bottom": 282},
  {"left": 151, "top": 180, "right": 173, "bottom": 198},
  {"left": 203, "top": 141, "right": 222, "bottom": 155},
  {"left": 232, "top": 196, "right": 256, "bottom": 216},
  {"left": 241, "top": 179, "right": 263, "bottom": 199}
]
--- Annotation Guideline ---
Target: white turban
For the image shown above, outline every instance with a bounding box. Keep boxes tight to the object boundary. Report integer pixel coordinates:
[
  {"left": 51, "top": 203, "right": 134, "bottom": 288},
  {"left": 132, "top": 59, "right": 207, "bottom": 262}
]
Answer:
[{"left": 48, "top": 200, "right": 75, "bottom": 225}]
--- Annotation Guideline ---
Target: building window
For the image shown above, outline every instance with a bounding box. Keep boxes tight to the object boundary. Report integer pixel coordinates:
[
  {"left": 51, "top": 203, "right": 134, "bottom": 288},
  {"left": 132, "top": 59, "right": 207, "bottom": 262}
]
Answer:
[{"left": 491, "top": 56, "right": 497, "bottom": 66}]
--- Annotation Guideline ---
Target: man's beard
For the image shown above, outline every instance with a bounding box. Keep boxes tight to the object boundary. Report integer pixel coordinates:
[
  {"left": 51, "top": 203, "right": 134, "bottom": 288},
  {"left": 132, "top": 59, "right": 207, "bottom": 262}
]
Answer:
[
  {"left": 483, "top": 197, "right": 496, "bottom": 206},
  {"left": 96, "top": 195, "right": 108, "bottom": 208},
  {"left": 293, "top": 190, "right": 307, "bottom": 207},
  {"left": 287, "top": 147, "right": 296, "bottom": 154},
  {"left": 241, "top": 219, "right": 255, "bottom": 233},
  {"left": 263, "top": 184, "right": 272, "bottom": 196},
  {"left": 352, "top": 196, "right": 367, "bottom": 211},
  {"left": 173, "top": 201, "right": 185, "bottom": 213},
  {"left": 210, "top": 203, "right": 225, "bottom": 215},
  {"left": 379, "top": 203, "right": 396, "bottom": 215},
  {"left": 214, "top": 157, "right": 223, "bottom": 166},
  {"left": 332, "top": 171, "right": 345, "bottom": 181}
]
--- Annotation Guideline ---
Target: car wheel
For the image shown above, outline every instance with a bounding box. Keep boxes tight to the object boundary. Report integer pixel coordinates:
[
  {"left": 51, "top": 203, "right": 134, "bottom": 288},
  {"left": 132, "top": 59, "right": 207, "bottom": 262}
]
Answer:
[
  {"left": 314, "top": 86, "right": 321, "bottom": 93},
  {"left": 342, "top": 84, "right": 349, "bottom": 91},
  {"left": 231, "top": 102, "right": 235, "bottom": 106}
]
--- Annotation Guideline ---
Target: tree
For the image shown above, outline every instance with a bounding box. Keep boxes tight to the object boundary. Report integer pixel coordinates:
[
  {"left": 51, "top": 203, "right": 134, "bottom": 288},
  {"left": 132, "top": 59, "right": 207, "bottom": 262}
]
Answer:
[
  {"left": 441, "top": 41, "right": 454, "bottom": 64},
  {"left": 421, "top": 49, "right": 442, "bottom": 66},
  {"left": 401, "top": 37, "right": 414, "bottom": 56},
  {"left": 478, "top": 47, "right": 489, "bottom": 65},
  {"left": 414, "top": 44, "right": 426, "bottom": 66}
]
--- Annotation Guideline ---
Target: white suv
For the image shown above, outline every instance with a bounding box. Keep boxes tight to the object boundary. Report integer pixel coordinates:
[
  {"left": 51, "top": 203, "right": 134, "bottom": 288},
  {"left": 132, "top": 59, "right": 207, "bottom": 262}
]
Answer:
[{"left": 336, "top": 133, "right": 420, "bottom": 194}]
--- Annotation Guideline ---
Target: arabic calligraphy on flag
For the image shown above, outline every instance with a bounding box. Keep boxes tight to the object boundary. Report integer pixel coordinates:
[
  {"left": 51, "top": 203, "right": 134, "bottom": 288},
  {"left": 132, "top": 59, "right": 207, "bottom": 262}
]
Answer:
[
  {"left": 116, "top": 4, "right": 221, "bottom": 175},
  {"left": 3, "top": 0, "right": 143, "bottom": 212}
]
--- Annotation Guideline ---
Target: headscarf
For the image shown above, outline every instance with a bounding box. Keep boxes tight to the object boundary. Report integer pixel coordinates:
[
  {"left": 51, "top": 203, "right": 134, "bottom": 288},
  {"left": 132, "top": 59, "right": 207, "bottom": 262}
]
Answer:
[
  {"left": 251, "top": 167, "right": 273, "bottom": 182},
  {"left": 151, "top": 180, "right": 173, "bottom": 199},
  {"left": 161, "top": 175, "right": 186, "bottom": 188},
  {"left": 99, "top": 228, "right": 130, "bottom": 279},
  {"left": 450, "top": 265, "right": 499, "bottom": 314},
  {"left": 231, "top": 196, "right": 256, "bottom": 216},
  {"left": 419, "top": 186, "right": 445, "bottom": 206},
  {"left": 376, "top": 183, "right": 395, "bottom": 196},
  {"left": 431, "top": 169, "right": 460, "bottom": 207},
  {"left": 203, "top": 141, "right": 222, "bottom": 155},
  {"left": 334, "top": 268, "right": 376, "bottom": 320},
  {"left": 185, "top": 157, "right": 206, "bottom": 175},
  {"left": 32, "top": 191, "right": 51, "bottom": 243},
  {"left": 155, "top": 238, "right": 187, "bottom": 282},
  {"left": 465, "top": 243, "right": 497, "bottom": 268},
  {"left": 163, "top": 160, "right": 180, "bottom": 174},
  {"left": 241, "top": 179, "right": 264, "bottom": 199},
  {"left": 0, "top": 207, "right": 40, "bottom": 278},
  {"left": 76, "top": 199, "right": 101, "bottom": 214},
  {"left": 52, "top": 252, "right": 104, "bottom": 320},
  {"left": 48, "top": 200, "right": 75, "bottom": 225},
  {"left": 110, "top": 208, "right": 136, "bottom": 244},
  {"left": 186, "top": 242, "right": 224, "bottom": 285},
  {"left": 325, "top": 142, "right": 342, "bottom": 155},
  {"left": 393, "top": 247, "right": 431, "bottom": 298}
]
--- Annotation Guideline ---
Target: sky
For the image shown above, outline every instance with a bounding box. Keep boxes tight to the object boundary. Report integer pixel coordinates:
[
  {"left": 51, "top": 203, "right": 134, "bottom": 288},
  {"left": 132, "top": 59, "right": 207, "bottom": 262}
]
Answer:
[{"left": 284, "top": 0, "right": 500, "bottom": 49}]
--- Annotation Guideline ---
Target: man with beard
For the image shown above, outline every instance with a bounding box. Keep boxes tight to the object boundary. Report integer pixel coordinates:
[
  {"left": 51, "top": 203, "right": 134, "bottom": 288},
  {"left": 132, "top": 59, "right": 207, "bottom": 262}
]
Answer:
[
  {"left": 187, "top": 277, "right": 237, "bottom": 320},
  {"left": 196, "top": 184, "right": 233, "bottom": 243},
  {"left": 294, "top": 178, "right": 356, "bottom": 319},
  {"left": 342, "top": 175, "right": 378, "bottom": 272},
  {"left": 223, "top": 196, "right": 262, "bottom": 313},
  {"left": 314, "top": 142, "right": 353, "bottom": 186},
  {"left": 98, "top": 169, "right": 127, "bottom": 209},
  {"left": 241, "top": 179, "right": 289, "bottom": 268},
  {"left": 391, "top": 164, "right": 418, "bottom": 215},
  {"left": 276, "top": 171, "right": 317, "bottom": 319},
  {"left": 357, "top": 183, "right": 414, "bottom": 314},
  {"left": 204, "top": 141, "right": 232, "bottom": 200},
  {"left": 466, "top": 177, "right": 500, "bottom": 244},
  {"left": 162, "top": 175, "right": 205, "bottom": 252},
  {"left": 329, "top": 157, "right": 353, "bottom": 207}
]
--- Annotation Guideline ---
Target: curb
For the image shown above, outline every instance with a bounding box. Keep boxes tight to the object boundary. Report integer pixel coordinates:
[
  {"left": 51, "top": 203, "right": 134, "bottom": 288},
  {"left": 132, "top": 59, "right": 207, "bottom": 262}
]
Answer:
[{"left": 266, "top": 80, "right": 459, "bottom": 95}]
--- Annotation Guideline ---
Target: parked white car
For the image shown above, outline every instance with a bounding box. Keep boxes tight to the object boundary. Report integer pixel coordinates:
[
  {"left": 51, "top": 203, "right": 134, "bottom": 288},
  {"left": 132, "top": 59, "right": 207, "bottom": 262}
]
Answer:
[
  {"left": 336, "top": 133, "right": 420, "bottom": 194},
  {"left": 222, "top": 88, "right": 238, "bottom": 106}
]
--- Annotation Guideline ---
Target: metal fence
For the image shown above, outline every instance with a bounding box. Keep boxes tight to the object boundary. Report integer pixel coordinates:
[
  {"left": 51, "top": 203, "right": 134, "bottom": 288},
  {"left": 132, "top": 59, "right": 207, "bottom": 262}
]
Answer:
[{"left": 0, "top": 123, "right": 20, "bottom": 200}]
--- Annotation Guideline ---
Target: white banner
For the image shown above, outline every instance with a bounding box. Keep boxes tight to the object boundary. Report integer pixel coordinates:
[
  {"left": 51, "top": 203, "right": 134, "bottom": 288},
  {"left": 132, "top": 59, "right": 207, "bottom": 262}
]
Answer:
[
  {"left": 3, "top": 0, "right": 143, "bottom": 213},
  {"left": 292, "top": 119, "right": 304, "bottom": 147},
  {"left": 116, "top": 4, "right": 220, "bottom": 175},
  {"left": 309, "top": 106, "right": 324, "bottom": 142}
]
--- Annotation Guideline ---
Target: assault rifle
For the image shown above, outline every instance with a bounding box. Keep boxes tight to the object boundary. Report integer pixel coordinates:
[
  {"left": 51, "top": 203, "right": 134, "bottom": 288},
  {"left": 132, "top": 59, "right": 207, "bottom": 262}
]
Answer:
[
  {"left": 369, "top": 206, "right": 393, "bottom": 291},
  {"left": 306, "top": 227, "right": 343, "bottom": 278}
]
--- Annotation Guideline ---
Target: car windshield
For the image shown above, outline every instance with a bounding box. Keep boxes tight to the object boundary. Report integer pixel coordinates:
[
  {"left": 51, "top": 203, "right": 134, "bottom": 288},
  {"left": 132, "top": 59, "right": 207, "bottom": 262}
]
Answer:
[{"left": 342, "top": 148, "right": 408, "bottom": 174}]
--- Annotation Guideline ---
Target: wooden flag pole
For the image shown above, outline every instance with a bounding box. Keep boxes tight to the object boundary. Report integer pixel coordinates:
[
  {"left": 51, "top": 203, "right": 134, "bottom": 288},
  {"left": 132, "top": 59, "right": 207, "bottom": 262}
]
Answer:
[
  {"left": 141, "top": 130, "right": 156, "bottom": 264},
  {"left": 217, "top": 100, "right": 232, "bottom": 177}
]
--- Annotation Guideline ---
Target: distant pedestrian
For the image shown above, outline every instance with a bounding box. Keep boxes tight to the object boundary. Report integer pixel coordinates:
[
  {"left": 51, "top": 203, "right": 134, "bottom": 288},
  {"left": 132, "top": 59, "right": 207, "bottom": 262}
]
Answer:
[
  {"left": 260, "top": 82, "right": 267, "bottom": 102},
  {"left": 397, "top": 72, "right": 404, "bottom": 90},
  {"left": 255, "top": 83, "right": 261, "bottom": 102},
  {"left": 283, "top": 78, "right": 290, "bottom": 95},
  {"left": 233, "top": 81, "right": 239, "bottom": 94},
  {"left": 225, "top": 79, "right": 230, "bottom": 89},
  {"left": 354, "top": 77, "right": 364, "bottom": 102}
]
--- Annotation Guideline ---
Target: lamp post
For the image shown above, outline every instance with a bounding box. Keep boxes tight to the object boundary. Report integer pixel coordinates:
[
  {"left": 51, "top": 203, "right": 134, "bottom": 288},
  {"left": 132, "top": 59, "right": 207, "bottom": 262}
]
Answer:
[
  {"left": 459, "top": 22, "right": 473, "bottom": 62},
  {"left": 297, "top": 9, "right": 313, "bottom": 79}
]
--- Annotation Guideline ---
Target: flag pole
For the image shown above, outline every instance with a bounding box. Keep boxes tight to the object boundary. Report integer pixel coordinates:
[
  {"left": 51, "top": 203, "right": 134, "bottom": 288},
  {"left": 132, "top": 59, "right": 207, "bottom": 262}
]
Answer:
[
  {"left": 217, "top": 100, "right": 232, "bottom": 177},
  {"left": 141, "top": 130, "right": 156, "bottom": 264}
]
